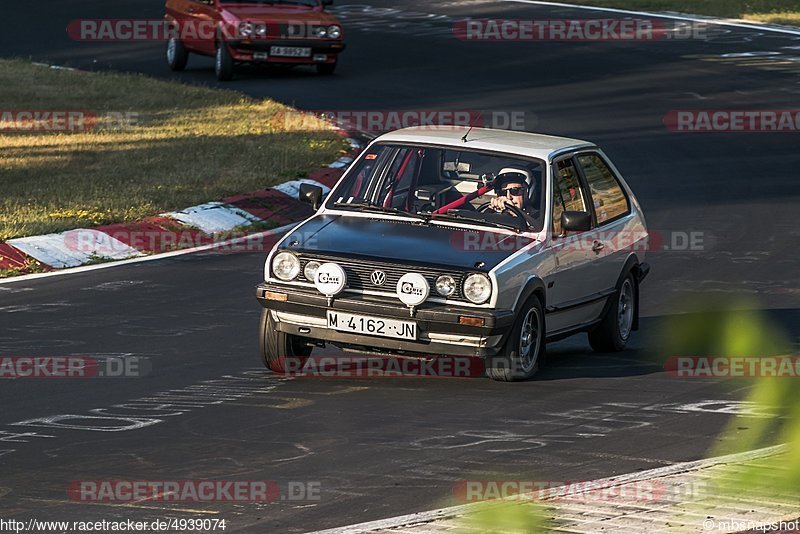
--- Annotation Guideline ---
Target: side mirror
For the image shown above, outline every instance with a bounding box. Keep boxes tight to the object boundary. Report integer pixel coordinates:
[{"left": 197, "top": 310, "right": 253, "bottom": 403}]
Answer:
[
  {"left": 561, "top": 211, "right": 591, "bottom": 233},
  {"left": 300, "top": 183, "right": 323, "bottom": 210}
]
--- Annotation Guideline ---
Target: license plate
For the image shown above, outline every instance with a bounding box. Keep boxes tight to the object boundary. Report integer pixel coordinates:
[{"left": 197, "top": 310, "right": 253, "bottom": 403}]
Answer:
[
  {"left": 270, "top": 46, "right": 311, "bottom": 58},
  {"left": 327, "top": 311, "right": 417, "bottom": 341}
]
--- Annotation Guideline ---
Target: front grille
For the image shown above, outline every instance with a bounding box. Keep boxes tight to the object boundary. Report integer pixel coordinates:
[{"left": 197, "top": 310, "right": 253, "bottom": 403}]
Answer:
[
  {"left": 279, "top": 23, "right": 327, "bottom": 39},
  {"left": 297, "top": 255, "right": 468, "bottom": 302}
]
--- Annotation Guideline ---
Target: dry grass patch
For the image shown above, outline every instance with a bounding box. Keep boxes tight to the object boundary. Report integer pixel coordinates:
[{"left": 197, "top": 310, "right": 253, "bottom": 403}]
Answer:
[
  {"left": 551, "top": 0, "right": 800, "bottom": 26},
  {"left": 0, "top": 59, "right": 346, "bottom": 240}
]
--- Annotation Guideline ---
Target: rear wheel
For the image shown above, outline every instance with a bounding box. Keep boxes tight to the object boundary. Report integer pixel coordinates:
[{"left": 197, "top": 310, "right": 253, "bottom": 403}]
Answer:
[
  {"left": 589, "top": 273, "right": 636, "bottom": 352},
  {"left": 316, "top": 61, "right": 337, "bottom": 76},
  {"left": 166, "top": 37, "right": 189, "bottom": 71},
  {"left": 259, "top": 309, "right": 312, "bottom": 374},
  {"left": 487, "top": 295, "right": 545, "bottom": 382},
  {"left": 215, "top": 42, "right": 234, "bottom": 81}
]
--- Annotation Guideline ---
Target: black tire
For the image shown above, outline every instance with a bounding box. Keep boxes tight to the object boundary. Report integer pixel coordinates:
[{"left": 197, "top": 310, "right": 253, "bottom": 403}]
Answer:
[
  {"left": 316, "top": 61, "right": 337, "bottom": 76},
  {"left": 589, "top": 273, "right": 636, "bottom": 352},
  {"left": 259, "top": 309, "right": 312, "bottom": 374},
  {"left": 486, "top": 295, "right": 545, "bottom": 382},
  {"left": 166, "top": 37, "right": 189, "bottom": 71},
  {"left": 215, "top": 42, "right": 234, "bottom": 81}
]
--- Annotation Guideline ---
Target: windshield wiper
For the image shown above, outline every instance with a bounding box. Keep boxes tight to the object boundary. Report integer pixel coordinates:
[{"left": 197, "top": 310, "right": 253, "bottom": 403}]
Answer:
[
  {"left": 333, "top": 202, "right": 430, "bottom": 221},
  {"left": 425, "top": 211, "right": 524, "bottom": 233}
]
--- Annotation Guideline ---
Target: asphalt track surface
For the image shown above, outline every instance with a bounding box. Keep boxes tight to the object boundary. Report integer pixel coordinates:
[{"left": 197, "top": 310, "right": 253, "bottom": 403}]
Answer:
[{"left": 2, "top": 1, "right": 800, "bottom": 532}]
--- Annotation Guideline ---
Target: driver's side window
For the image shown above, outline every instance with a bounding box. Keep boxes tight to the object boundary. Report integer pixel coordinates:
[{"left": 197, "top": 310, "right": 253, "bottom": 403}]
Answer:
[{"left": 552, "top": 158, "right": 588, "bottom": 235}]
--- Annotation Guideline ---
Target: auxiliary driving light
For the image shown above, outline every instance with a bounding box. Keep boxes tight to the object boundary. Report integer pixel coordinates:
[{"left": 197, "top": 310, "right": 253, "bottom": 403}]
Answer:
[
  {"left": 304, "top": 261, "right": 322, "bottom": 282},
  {"left": 314, "top": 263, "right": 347, "bottom": 301},
  {"left": 435, "top": 275, "right": 457, "bottom": 298}
]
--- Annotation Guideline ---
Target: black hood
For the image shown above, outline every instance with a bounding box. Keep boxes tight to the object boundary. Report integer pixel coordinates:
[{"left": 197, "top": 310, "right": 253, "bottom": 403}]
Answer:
[{"left": 280, "top": 214, "right": 537, "bottom": 271}]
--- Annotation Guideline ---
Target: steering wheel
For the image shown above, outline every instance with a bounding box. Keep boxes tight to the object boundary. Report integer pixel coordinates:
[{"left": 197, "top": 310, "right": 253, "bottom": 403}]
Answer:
[
  {"left": 477, "top": 201, "right": 526, "bottom": 218},
  {"left": 475, "top": 201, "right": 529, "bottom": 232}
]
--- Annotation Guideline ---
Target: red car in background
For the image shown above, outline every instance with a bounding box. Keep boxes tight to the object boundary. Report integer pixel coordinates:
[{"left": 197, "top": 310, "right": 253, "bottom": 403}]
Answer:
[{"left": 165, "top": 0, "right": 345, "bottom": 81}]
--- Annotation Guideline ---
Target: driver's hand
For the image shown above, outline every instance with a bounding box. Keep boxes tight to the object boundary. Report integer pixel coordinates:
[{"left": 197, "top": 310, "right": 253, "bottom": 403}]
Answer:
[{"left": 490, "top": 196, "right": 510, "bottom": 212}]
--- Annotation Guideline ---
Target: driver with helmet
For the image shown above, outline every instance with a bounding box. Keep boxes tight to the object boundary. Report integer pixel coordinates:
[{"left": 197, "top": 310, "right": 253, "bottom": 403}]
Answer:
[{"left": 489, "top": 168, "right": 540, "bottom": 225}]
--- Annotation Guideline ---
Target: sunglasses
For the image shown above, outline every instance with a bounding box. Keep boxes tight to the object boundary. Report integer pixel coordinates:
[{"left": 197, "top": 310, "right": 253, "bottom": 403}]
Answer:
[{"left": 501, "top": 186, "right": 525, "bottom": 196}]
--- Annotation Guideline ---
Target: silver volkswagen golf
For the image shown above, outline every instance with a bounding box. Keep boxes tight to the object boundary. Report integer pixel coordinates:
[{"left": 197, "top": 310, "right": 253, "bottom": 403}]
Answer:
[{"left": 257, "top": 126, "right": 650, "bottom": 381}]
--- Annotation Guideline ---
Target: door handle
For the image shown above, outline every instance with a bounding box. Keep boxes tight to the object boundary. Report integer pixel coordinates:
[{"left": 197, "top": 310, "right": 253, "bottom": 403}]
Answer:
[{"left": 592, "top": 241, "right": 605, "bottom": 253}]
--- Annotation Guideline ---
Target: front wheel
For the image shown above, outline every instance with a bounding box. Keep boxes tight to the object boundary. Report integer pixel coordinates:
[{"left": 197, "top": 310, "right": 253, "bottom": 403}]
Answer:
[
  {"left": 486, "top": 295, "right": 545, "bottom": 382},
  {"left": 589, "top": 273, "right": 636, "bottom": 352},
  {"left": 259, "top": 309, "right": 312, "bottom": 374},
  {"left": 166, "top": 37, "right": 189, "bottom": 71},
  {"left": 215, "top": 43, "right": 234, "bottom": 81}
]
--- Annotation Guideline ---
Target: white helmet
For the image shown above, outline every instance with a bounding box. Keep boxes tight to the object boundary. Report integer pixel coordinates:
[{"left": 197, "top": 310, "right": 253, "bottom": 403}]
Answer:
[{"left": 494, "top": 167, "right": 533, "bottom": 195}]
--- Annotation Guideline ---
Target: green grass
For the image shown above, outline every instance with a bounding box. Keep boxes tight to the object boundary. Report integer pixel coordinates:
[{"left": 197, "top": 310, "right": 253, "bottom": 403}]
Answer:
[
  {"left": 460, "top": 500, "right": 552, "bottom": 532},
  {"left": 553, "top": 0, "right": 800, "bottom": 26},
  {"left": 0, "top": 59, "right": 347, "bottom": 240}
]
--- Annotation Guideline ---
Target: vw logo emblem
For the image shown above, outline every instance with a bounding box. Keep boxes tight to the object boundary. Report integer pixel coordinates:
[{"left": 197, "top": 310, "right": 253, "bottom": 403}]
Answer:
[{"left": 370, "top": 270, "right": 387, "bottom": 286}]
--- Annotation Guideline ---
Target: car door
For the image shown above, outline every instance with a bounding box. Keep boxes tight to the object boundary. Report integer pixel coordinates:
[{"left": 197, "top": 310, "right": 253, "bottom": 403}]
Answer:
[
  {"left": 545, "top": 155, "right": 605, "bottom": 335},
  {"left": 574, "top": 151, "right": 634, "bottom": 296}
]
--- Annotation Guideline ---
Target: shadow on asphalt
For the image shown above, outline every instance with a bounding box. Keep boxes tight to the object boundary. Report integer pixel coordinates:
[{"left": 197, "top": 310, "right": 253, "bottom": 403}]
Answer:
[{"left": 276, "top": 309, "right": 799, "bottom": 383}]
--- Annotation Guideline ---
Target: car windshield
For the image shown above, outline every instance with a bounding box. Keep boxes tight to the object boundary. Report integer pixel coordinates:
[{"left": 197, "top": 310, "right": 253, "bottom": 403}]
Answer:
[
  {"left": 326, "top": 143, "right": 546, "bottom": 232},
  {"left": 218, "top": 0, "right": 318, "bottom": 6}
]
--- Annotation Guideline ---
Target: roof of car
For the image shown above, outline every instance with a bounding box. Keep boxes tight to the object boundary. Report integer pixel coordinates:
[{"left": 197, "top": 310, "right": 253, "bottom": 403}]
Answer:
[{"left": 374, "top": 126, "right": 595, "bottom": 161}]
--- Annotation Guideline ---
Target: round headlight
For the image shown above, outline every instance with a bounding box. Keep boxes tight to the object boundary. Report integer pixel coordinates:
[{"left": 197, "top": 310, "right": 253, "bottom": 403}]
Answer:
[
  {"left": 304, "top": 261, "right": 321, "bottom": 282},
  {"left": 314, "top": 26, "right": 328, "bottom": 38},
  {"left": 463, "top": 273, "right": 492, "bottom": 304},
  {"left": 435, "top": 275, "right": 457, "bottom": 298},
  {"left": 327, "top": 25, "right": 342, "bottom": 39},
  {"left": 272, "top": 252, "right": 300, "bottom": 281},
  {"left": 238, "top": 22, "right": 254, "bottom": 37}
]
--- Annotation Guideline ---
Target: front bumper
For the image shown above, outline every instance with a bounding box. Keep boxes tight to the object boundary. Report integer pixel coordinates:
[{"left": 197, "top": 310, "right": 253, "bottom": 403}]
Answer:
[
  {"left": 228, "top": 39, "right": 346, "bottom": 63},
  {"left": 256, "top": 283, "right": 515, "bottom": 358}
]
